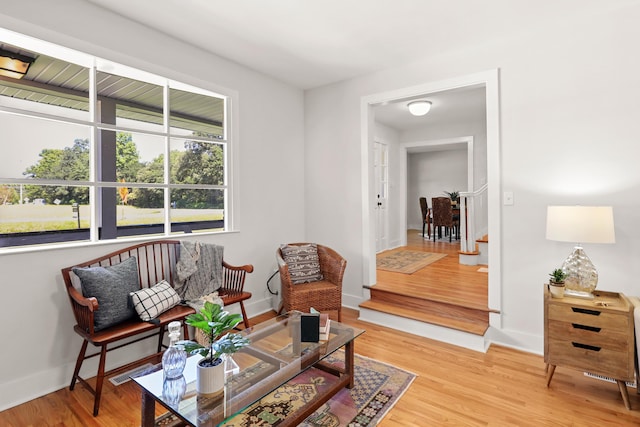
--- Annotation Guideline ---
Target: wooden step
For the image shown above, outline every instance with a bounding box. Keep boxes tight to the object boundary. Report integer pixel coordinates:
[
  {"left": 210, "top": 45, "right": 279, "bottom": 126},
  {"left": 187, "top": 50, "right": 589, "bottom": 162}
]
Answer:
[
  {"left": 477, "top": 234, "right": 488, "bottom": 243},
  {"left": 359, "top": 299, "right": 489, "bottom": 336},
  {"left": 369, "top": 287, "right": 491, "bottom": 322}
]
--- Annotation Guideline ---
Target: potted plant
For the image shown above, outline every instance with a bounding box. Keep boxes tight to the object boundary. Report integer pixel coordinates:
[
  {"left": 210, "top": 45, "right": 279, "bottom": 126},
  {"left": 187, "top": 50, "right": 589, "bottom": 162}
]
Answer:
[
  {"left": 443, "top": 190, "right": 460, "bottom": 203},
  {"left": 548, "top": 268, "right": 567, "bottom": 298},
  {"left": 181, "top": 302, "right": 250, "bottom": 397}
]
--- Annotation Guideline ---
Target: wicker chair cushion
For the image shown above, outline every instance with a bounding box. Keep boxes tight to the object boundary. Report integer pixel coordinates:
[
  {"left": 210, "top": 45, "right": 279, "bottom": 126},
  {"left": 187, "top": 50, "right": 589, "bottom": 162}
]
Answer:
[
  {"left": 72, "top": 256, "right": 139, "bottom": 331},
  {"left": 129, "top": 280, "right": 181, "bottom": 322},
  {"left": 280, "top": 243, "right": 324, "bottom": 284}
]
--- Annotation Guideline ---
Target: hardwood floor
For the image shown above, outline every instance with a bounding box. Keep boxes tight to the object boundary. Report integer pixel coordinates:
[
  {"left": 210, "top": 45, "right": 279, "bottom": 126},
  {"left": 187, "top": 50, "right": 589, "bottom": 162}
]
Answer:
[
  {"left": 361, "top": 229, "right": 491, "bottom": 334},
  {"left": 375, "top": 230, "right": 488, "bottom": 309},
  {"left": 2, "top": 309, "right": 639, "bottom": 426}
]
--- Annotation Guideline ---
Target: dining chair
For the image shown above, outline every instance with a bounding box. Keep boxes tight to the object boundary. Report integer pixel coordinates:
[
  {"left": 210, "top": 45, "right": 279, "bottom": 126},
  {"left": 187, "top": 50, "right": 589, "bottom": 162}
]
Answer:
[
  {"left": 431, "top": 197, "right": 460, "bottom": 242},
  {"left": 419, "top": 197, "right": 432, "bottom": 238}
]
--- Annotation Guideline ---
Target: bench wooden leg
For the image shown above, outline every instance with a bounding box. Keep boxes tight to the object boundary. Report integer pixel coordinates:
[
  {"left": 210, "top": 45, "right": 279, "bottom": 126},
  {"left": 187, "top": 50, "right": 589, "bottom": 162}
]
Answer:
[
  {"left": 93, "top": 345, "right": 108, "bottom": 416},
  {"left": 70, "top": 340, "right": 88, "bottom": 390},
  {"left": 239, "top": 301, "right": 251, "bottom": 328},
  {"left": 157, "top": 326, "right": 165, "bottom": 353}
]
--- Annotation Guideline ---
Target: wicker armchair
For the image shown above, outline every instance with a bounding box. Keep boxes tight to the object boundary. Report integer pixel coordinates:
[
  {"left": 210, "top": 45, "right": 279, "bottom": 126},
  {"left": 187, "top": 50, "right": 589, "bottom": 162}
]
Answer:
[{"left": 276, "top": 243, "right": 347, "bottom": 321}]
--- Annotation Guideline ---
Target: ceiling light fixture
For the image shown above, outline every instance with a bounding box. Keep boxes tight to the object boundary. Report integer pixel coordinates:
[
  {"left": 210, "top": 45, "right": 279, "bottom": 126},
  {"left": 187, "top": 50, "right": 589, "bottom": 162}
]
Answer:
[
  {"left": 407, "top": 100, "right": 432, "bottom": 116},
  {"left": 0, "top": 49, "right": 35, "bottom": 79}
]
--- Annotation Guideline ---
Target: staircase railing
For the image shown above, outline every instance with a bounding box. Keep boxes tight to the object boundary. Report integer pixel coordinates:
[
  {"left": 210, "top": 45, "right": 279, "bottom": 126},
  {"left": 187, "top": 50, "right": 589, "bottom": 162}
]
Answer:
[{"left": 459, "top": 183, "right": 488, "bottom": 253}]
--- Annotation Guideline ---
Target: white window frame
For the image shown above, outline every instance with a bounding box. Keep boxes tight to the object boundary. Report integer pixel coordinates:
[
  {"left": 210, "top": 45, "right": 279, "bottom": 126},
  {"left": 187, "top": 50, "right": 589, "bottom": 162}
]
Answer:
[{"left": 0, "top": 27, "right": 238, "bottom": 253}]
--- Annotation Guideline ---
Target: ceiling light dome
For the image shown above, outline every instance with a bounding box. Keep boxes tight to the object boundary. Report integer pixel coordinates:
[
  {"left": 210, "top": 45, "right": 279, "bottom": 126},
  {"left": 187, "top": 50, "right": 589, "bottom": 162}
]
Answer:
[{"left": 408, "top": 100, "right": 432, "bottom": 116}]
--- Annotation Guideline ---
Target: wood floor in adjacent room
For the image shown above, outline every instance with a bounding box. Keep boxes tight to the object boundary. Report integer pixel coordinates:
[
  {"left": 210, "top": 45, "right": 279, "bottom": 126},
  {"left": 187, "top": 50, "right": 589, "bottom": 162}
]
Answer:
[
  {"left": 2, "top": 308, "right": 640, "bottom": 426},
  {"left": 375, "top": 229, "right": 489, "bottom": 311}
]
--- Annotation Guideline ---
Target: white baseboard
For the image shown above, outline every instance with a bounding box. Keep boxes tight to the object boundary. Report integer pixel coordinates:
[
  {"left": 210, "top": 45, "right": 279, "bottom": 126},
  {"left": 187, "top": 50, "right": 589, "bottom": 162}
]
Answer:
[{"left": 358, "top": 307, "right": 490, "bottom": 353}]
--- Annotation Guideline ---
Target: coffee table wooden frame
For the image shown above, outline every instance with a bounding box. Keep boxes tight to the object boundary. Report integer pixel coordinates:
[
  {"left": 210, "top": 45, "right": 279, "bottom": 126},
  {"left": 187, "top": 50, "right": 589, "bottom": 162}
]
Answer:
[{"left": 136, "top": 313, "right": 362, "bottom": 427}]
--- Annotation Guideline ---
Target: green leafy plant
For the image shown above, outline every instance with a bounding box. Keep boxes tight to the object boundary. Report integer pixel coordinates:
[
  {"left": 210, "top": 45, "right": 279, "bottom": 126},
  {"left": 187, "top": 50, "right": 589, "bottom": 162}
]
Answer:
[
  {"left": 549, "top": 268, "right": 567, "bottom": 284},
  {"left": 443, "top": 190, "right": 460, "bottom": 202},
  {"left": 180, "top": 302, "right": 250, "bottom": 367}
]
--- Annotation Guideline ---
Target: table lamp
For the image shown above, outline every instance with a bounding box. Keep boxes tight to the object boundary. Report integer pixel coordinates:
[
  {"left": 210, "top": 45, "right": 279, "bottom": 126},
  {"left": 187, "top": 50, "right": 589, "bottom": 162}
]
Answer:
[{"left": 545, "top": 206, "right": 615, "bottom": 298}]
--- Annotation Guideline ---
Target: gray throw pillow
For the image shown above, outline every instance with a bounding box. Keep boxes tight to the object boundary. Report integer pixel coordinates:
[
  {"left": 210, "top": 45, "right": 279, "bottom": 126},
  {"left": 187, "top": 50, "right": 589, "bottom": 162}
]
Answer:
[
  {"left": 73, "top": 256, "right": 139, "bottom": 331},
  {"left": 280, "top": 243, "right": 324, "bottom": 284}
]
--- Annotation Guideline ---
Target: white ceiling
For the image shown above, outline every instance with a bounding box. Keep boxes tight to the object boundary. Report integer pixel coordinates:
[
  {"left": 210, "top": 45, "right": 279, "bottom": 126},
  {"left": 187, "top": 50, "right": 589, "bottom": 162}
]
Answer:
[
  {"left": 81, "top": 0, "right": 610, "bottom": 132},
  {"left": 85, "top": 0, "right": 611, "bottom": 90}
]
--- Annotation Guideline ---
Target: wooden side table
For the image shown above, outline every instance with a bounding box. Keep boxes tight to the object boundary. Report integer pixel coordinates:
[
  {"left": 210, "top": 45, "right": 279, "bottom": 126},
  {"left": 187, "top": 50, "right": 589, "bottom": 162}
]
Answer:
[{"left": 544, "top": 286, "right": 635, "bottom": 409}]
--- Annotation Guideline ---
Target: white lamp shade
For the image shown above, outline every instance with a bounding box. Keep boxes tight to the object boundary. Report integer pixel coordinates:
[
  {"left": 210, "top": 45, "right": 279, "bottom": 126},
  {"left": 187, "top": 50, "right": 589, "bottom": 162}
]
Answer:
[
  {"left": 546, "top": 206, "right": 615, "bottom": 244},
  {"left": 408, "top": 100, "right": 432, "bottom": 116}
]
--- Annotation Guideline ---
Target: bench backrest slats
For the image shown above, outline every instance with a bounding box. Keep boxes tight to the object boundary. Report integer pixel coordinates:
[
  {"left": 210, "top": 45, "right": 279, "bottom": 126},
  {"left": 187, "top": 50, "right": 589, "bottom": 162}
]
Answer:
[{"left": 62, "top": 240, "right": 181, "bottom": 293}]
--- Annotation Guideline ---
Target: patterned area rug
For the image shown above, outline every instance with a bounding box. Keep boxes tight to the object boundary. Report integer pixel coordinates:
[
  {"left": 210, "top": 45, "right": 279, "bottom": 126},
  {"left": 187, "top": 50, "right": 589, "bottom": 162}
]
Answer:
[
  {"left": 376, "top": 250, "right": 447, "bottom": 274},
  {"left": 221, "top": 353, "right": 415, "bottom": 427},
  {"left": 156, "top": 353, "right": 415, "bottom": 427}
]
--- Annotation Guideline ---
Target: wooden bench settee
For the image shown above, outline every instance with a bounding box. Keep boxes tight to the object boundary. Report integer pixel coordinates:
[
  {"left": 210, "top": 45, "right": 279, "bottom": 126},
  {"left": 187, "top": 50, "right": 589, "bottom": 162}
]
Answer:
[{"left": 61, "top": 239, "right": 253, "bottom": 416}]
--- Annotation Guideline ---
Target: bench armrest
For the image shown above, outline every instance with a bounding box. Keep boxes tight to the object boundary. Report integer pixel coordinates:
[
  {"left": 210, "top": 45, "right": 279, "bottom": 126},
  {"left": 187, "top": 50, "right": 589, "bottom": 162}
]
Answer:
[{"left": 66, "top": 281, "right": 98, "bottom": 335}]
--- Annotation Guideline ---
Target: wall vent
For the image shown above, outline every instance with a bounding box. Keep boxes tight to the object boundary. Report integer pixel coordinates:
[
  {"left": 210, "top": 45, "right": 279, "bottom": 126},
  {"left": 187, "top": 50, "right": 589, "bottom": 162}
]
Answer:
[
  {"left": 584, "top": 372, "right": 636, "bottom": 388},
  {"left": 109, "top": 363, "right": 155, "bottom": 386}
]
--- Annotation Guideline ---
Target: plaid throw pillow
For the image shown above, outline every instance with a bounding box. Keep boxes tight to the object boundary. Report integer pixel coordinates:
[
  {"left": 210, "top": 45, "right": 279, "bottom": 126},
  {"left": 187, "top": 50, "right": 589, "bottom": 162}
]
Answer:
[
  {"left": 281, "top": 243, "right": 324, "bottom": 284},
  {"left": 130, "top": 280, "right": 181, "bottom": 322}
]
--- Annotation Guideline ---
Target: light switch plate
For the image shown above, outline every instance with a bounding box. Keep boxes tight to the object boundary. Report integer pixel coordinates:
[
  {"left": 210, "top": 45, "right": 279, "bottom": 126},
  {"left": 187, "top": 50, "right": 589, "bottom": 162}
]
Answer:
[{"left": 504, "top": 191, "right": 514, "bottom": 205}]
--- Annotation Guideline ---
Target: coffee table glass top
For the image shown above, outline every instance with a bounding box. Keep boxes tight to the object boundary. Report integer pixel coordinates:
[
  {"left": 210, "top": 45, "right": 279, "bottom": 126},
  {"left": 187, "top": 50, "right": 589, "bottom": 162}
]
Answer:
[{"left": 133, "top": 311, "right": 365, "bottom": 426}]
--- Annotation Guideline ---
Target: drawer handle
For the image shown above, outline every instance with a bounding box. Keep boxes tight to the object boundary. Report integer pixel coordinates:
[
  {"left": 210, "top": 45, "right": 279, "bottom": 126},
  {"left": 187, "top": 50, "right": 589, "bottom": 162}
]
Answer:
[
  {"left": 572, "top": 342, "right": 601, "bottom": 352},
  {"left": 571, "top": 307, "right": 601, "bottom": 316},
  {"left": 571, "top": 323, "right": 601, "bottom": 332}
]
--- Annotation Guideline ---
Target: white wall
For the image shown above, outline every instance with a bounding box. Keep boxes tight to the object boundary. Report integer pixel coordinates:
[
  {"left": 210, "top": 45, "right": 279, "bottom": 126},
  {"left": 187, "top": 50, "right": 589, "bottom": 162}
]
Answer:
[
  {"left": 0, "top": 1, "right": 305, "bottom": 410},
  {"left": 402, "top": 109, "right": 488, "bottom": 190},
  {"left": 305, "top": 3, "right": 640, "bottom": 351},
  {"left": 407, "top": 149, "right": 467, "bottom": 230},
  {"left": 402, "top": 112, "right": 487, "bottom": 236}
]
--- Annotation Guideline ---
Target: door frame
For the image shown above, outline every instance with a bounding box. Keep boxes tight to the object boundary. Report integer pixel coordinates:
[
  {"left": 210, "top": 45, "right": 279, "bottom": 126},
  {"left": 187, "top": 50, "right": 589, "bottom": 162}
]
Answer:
[
  {"left": 360, "top": 69, "right": 502, "bottom": 324},
  {"left": 399, "top": 136, "right": 474, "bottom": 247}
]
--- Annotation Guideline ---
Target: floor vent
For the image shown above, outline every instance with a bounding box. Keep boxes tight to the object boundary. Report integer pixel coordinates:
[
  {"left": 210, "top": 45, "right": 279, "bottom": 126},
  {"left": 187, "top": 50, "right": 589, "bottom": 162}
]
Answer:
[
  {"left": 584, "top": 372, "right": 636, "bottom": 388},
  {"left": 109, "top": 363, "right": 155, "bottom": 386}
]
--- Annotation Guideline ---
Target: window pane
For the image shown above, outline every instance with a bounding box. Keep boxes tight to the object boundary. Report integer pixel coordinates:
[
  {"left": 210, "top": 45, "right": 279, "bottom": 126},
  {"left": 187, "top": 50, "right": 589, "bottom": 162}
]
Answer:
[
  {"left": 0, "top": 113, "right": 90, "bottom": 180},
  {"left": 170, "top": 189, "right": 224, "bottom": 233},
  {"left": 169, "top": 138, "right": 224, "bottom": 185},
  {"left": 0, "top": 184, "right": 90, "bottom": 247},
  {"left": 0, "top": 43, "right": 90, "bottom": 121},
  {"left": 169, "top": 87, "right": 224, "bottom": 140},
  {"left": 96, "top": 71, "right": 164, "bottom": 131},
  {"left": 98, "top": 130, "right": 165, "bottom": 184},
  {"left": 115, "top": 186, "right": 165, "bottom": 236}
]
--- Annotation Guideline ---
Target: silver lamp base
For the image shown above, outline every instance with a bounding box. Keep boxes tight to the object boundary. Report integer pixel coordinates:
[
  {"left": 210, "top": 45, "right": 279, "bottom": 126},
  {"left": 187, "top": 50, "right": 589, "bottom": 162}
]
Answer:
[{"left": 561, "top": 246, "right": 598, "bottom": 298}]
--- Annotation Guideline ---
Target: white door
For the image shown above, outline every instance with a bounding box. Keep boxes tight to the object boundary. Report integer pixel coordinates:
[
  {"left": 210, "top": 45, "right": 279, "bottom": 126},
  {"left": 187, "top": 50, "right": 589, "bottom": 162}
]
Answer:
[{"left": 374, "top": 141, "right": 389, "bottom": 252}]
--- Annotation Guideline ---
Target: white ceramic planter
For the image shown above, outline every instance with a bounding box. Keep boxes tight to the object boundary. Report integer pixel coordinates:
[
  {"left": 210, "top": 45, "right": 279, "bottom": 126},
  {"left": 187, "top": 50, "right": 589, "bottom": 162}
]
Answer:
[
  {"left": 196, "top": 358, "right": 225, "bottom": 398},
  {"left": 549, "top": 283, "right": 565, "bottom": 299}
]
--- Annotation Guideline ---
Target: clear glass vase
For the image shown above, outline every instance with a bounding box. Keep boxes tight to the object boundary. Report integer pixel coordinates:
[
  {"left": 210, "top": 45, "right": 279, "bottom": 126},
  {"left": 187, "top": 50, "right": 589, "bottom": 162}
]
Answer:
[{"left": 162, "top": 321, "right": 187, "bottom": 379}]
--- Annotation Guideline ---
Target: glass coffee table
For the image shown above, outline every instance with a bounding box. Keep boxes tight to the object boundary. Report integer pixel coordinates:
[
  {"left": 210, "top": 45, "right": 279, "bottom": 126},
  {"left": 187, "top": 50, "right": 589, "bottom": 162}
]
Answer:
[{"left": 133, "top": 311, "right": 365, "bottom": 427}]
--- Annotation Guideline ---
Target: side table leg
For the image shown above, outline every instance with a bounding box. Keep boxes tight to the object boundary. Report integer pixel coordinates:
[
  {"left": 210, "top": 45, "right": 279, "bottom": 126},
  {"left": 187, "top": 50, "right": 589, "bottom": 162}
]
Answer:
[
  {"left": 616, "top": 380, "right": 632, "bottom": 410},
  {"left": 345, "top": 340, "right": 355, "bottom": 389},
  {"left": 545, "top": 364, "right": 556, "bottom": 387},
  {"left": 141, "top": 390, "right": 156, "bottom": 427}
]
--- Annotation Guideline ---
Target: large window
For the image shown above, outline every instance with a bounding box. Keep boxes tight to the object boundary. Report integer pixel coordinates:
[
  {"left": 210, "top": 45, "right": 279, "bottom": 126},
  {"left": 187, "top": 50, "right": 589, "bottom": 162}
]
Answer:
[{"left": 0, "top": 32, "right": 231, "bottom": 249}]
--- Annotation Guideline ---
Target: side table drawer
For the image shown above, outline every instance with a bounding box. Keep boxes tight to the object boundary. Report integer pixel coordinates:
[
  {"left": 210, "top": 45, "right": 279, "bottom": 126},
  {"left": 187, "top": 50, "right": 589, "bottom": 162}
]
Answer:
[
  {"left": 547, "top": 320, "right": 630, "bottom": 351},
  {"left": 547, "top": 304, "right": 629, "bottom": 330},
  {"left": 547, "top": 337, "right": 634, "bottom": 380}
]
